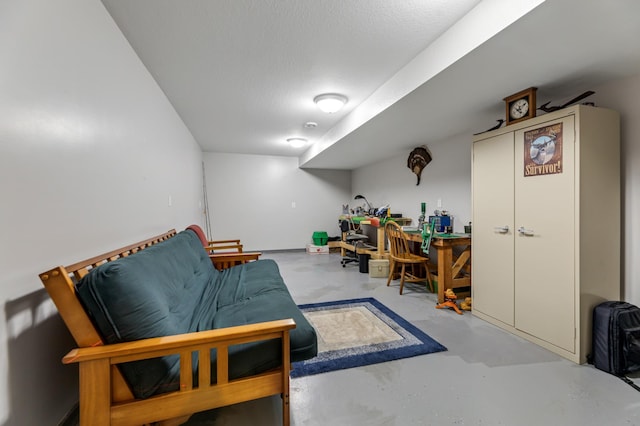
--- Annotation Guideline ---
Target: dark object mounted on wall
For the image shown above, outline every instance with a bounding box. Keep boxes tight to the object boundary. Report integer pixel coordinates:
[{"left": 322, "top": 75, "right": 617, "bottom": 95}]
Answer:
[
  {"left": 538, "top": 90, "right": 595, "bottom": 113},
  {"left": 473, "top": 119, "right": 505, "bottom": 135},
  {"left": 407, "top": 146, "right": 432, "bottom": 185}
]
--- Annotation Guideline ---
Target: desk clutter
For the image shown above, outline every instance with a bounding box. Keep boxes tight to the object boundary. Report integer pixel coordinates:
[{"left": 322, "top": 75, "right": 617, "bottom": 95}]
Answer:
[
  {"left": 346, "top": 194, "right": 404, "bottom": 219},
  {"left": 429, "top": 214, "right": 453, "bottom": 233}
]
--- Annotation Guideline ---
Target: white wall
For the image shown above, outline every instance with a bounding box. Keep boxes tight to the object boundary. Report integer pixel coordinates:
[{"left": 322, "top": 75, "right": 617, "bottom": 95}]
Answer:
[
  {"left": 0, "top": 1, "right": 203, "bottom": 424},
  {"left": 352, "top": 134, "right": 472, "bottom": 232},
  {"left": 204, "top": 153, "right": 351, "bottom": 250},
  {"left": 591, "top": 73, "right": 640, "bottom": 306}
]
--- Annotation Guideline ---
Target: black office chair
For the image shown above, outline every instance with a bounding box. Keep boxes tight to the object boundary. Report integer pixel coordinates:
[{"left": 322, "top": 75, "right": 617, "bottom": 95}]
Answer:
[{"left": 339, "top": 219, "right": 369, "bottom": 267}]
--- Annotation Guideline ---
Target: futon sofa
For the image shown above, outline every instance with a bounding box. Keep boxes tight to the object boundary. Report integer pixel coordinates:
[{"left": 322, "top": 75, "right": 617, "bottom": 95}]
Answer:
[{"left": 40, "top": 228, "right": 317, "bottom": 425}]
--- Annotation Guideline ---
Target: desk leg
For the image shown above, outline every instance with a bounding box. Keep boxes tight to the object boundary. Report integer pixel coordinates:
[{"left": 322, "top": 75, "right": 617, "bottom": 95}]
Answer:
[
  {"left": 437, "top": 247, "right": 453, "bottom": 303},
  {"left": 377, "top": 227, "right": 385, "bottom": 255},
  {"left": 341, "top": 232, "right": 347, "bottom": 257},
  {"left": 452, "top": 247, "right": 471, "bottom": 278}
]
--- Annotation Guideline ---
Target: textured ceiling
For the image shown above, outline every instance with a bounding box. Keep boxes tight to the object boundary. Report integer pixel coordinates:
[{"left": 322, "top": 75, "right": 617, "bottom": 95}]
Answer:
[{"left": 101, "top": 0, "right": 640, "bottom": 169}]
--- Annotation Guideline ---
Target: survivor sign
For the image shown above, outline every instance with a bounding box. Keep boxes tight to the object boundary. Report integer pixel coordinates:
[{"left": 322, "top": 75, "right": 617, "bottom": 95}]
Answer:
[{"left": 524, "top": 123, "right": 563, "bottom": 177}]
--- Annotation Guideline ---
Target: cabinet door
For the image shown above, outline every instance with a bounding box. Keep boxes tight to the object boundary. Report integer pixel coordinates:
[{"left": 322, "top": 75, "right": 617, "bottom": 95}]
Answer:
[
  {"left": 472, "top": 133, "right": 515, "bottom": 326},
  {"left": 514, "top": 116, "right": 576, "bottom": 352}
]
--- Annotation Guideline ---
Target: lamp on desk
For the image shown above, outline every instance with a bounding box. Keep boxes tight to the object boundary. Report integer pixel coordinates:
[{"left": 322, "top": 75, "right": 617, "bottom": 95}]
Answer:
[{"left": 354, "top": 194, "right": 373, "bottom": 215}]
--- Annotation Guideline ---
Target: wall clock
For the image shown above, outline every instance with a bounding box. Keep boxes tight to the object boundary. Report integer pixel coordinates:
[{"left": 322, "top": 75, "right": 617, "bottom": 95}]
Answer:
[{"left": 504, "top": 87, "right": 537, "bottom": 125}]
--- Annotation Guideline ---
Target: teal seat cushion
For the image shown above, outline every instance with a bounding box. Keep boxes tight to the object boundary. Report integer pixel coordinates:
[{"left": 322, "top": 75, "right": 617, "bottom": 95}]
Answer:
[
  {"left": 75, "top": 230, "right": 317, "bottom": 398},
  {"left": 196, "top": 259, "right": 317, "bottom": 380}
]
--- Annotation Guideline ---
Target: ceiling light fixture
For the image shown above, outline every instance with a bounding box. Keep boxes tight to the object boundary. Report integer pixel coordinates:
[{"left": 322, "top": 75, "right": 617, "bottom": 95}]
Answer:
[
  {"left": 286, "top": 137, "right": 308, "bottom": 148},
  {"left": 313, "top": 93, "right": 348, "bottom": 113}
]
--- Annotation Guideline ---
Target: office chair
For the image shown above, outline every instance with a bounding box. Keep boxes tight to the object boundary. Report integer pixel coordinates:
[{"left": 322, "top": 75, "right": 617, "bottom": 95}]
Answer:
[{"left": 339, "top": 219, "right": 369, "bottom": 267}]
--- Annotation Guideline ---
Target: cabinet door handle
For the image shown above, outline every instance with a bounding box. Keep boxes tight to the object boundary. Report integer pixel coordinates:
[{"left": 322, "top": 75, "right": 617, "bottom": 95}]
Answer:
[
  {"left": 518, "top": 226, "right": 535, "bottom": 236},
  {"left": 494, "top": 226, "right": 510, "bottom": 233}
]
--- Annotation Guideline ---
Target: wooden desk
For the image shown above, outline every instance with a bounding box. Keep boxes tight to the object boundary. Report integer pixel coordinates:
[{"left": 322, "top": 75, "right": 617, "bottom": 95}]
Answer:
[
  {"left": 360, "top": 218, "right": 412, "bottom": 259},
  {"left": 339, "top": 216, "right": 411, "bottom": 260},
  {"left": 405, "top": 232, "right": 471, "bottom": 303}
]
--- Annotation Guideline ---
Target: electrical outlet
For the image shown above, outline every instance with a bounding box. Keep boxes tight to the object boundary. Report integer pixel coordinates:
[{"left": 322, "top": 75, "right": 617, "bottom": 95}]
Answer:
[
  {"left": 291, "top": 201, "right": 296, "bottom": 208},
  {"left": 168, "top": 195, "right": 173, "bottom": 207},
  {"left": 437, "top": 198, "right": 442, "bottom": 208}
]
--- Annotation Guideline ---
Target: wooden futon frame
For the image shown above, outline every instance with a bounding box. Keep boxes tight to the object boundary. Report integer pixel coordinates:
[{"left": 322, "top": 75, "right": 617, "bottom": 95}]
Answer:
[{"left": 39, "top": 229, "right": 295, "bottom": 426}]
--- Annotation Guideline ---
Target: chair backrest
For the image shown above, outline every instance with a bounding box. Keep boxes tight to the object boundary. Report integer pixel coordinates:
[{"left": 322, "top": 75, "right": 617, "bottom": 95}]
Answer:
[{"left": 385, "top": 221, "right": 413, "bottom": 260}]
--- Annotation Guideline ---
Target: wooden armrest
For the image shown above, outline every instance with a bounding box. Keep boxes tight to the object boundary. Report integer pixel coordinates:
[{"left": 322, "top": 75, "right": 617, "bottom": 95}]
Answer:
[
  {"left": 63, "top": 318, "right": 296, "bottom": 364},
  {"left": 206, "top": 243, "right": 243, "bottom": 251},
  {"left": 205, "top": 240, "right": 244, "bottom": 253},
  {"left": 209, "top": 252, "right": 262, "bottom": 270},
  {"left": 209, "top": 239, "right": 241, "bottom": 245},
  {"left": 209, "top": 252, "right": 261, "bottom": 260}
]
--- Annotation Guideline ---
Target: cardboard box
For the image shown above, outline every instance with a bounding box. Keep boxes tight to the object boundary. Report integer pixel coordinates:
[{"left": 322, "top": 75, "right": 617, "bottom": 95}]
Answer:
[
  {"left": 369, "top": 259, "right": 390, "bottom": 278},
  {"left": 306, "top": 244, "right": 329, "bottom": 254}
]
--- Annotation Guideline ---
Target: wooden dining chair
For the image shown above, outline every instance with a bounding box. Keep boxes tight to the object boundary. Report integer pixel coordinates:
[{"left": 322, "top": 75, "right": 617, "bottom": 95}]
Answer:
[{"left": 385, "top": 220, "right": 433, "bottom": 295}]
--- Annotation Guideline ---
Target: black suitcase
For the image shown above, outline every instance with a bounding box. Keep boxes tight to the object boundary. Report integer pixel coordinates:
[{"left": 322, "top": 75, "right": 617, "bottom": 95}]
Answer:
[{"left": 591, "top": 301, "right": 640, "bottom": 376}]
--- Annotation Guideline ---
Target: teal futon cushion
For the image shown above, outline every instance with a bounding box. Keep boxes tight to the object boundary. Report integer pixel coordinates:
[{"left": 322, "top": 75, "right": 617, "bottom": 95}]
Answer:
[{"left": 75, "top": 230, "right": 317, "bottom": 398}]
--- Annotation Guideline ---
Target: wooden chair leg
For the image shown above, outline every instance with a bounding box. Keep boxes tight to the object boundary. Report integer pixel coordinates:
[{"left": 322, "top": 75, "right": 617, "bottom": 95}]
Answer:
[
  {"left": 399, "top": 264, "right": 406, "bottom": 295},
  {"left": 386, "top": 260, "right": 395, "bottom": 287}
]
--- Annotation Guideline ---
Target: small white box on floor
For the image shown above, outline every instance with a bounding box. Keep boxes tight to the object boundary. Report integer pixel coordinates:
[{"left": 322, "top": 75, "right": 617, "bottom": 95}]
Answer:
[
  {"left": 369, "top": 259, "right": 389, "bottom": 278},
  {"left": 306, "top": 244, "right": 329, "bottom": 254}
]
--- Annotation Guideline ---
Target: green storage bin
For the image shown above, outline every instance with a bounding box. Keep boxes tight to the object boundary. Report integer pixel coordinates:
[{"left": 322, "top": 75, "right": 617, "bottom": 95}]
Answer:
[{"left": 312, "top": 231, "right": 328, "bottom": 246}]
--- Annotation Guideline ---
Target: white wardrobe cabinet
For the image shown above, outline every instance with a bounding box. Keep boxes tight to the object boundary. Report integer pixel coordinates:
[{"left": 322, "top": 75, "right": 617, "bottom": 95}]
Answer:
[{"left": 472, "top": 105, "right": 620, "bottom": 363}]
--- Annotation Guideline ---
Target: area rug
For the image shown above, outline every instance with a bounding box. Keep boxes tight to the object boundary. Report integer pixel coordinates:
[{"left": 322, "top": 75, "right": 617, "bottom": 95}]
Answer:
[{"left": 290, "top": 298, "right": 446, "bottom": 378}]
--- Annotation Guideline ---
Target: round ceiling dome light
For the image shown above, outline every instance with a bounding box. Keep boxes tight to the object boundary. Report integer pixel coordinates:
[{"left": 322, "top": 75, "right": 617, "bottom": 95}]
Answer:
[
  {"left": 286, "top": 137, "right": 308, "bottom": 148},
  {"left": 313, "top": 93, "right": 348, "bottom": 113}
]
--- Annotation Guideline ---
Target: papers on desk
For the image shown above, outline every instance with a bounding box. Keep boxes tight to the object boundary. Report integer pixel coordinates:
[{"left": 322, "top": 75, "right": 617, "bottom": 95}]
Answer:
[{"left": 401, "top": 226, "right": 420, "bottom": 233}]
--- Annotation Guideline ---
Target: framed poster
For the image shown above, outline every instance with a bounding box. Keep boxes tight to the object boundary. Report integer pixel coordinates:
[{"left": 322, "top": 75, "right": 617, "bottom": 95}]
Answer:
[{"left": 524, "top": 123, "right": 563, "bottom": 177}]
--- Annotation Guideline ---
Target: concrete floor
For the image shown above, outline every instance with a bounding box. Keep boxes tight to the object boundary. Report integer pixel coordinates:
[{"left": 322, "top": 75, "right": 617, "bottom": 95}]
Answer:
[{"left": 183, "top": 251, "right": 640, "bottom": 426}]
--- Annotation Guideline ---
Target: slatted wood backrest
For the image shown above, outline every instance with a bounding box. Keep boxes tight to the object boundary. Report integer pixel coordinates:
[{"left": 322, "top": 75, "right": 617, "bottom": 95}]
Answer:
[
  {"left": 39, "top": 229, "right": 177, "bottom": 401},
  {"left": 385, "top": 221, "right": 412, "bottom": 260}
]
